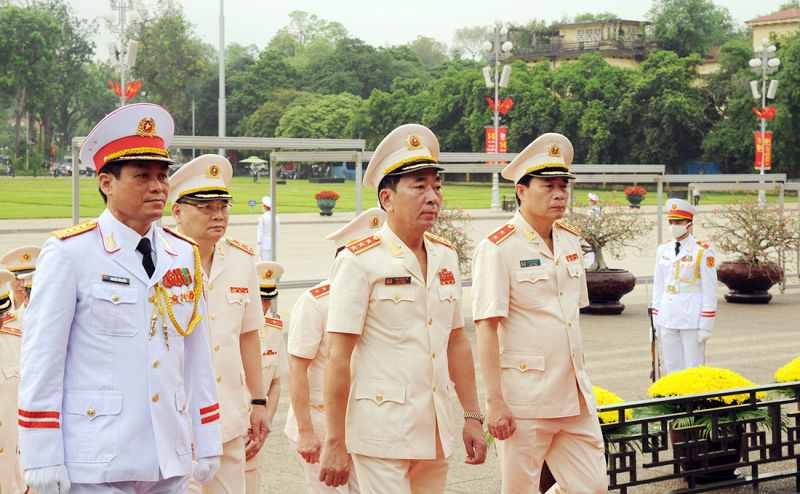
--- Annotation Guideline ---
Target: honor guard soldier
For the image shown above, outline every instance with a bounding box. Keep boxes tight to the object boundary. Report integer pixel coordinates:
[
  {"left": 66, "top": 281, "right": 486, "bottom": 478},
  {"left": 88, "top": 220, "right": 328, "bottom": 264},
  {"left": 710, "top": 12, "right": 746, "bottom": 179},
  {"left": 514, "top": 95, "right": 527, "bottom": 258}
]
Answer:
[
  {"left": 245, "top": 261, "right": 288, "bottom": 494},
  {"left": 169, "top": 154, "right": 271, "bottom": 494},
  {"left": 257, "top": 196, "right": 280, "bottom": 262},
  {"left": 319, "top": 124, "right": 487, "bottom": 493},
  {"left": 0, "top": 270, "right": 27, "bottom": 494},
  {"left": 286, "top": 209, "right": 387, "bottom": 494},
  {"left": 472, "top": 133, "right": 607, "bottom": 494},
  {"left": 652, "top": 198, "right": 718, "bottom": 374},
  {"left": 1, "top": 246, "right": 40, "bottom": 311},
  {"left": 18, "top": 104, "right": 222, "bottom": 494}
]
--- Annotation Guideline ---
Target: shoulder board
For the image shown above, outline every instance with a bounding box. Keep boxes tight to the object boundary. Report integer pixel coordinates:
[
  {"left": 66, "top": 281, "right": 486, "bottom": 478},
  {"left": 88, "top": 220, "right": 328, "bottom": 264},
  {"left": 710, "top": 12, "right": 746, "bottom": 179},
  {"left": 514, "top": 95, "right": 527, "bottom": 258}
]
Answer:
[
  {"left": 1, "top": 326, "right": 21, "bottom": 337},
  {"left": 51, "top": 219, "right": 97, "bottom": 240},
  {"left": 487, "top": 223, "right": 516, "bottom": 245},
  {"left": 425, "top": 232, "right": 455, "bottom": 249},
  {"left": 555, "top": 220, "right": 581, "bottom": 236},
  {"left": 162, "top": 226, "right": 198, "bottom": 247},
  {"left": 696, "top": 240, "right": 710, "bottom": 249},
  {"left": 310, "top": 284, "right": 331, "bottom": 298},
  {"left": 264, "top": 316, "right": 283, "bottom": 329},
  {"left": 3, "top": 312, "right": 17, "bottom": 325},
  {"left": 659, "top": 240, "right": 671, "bottom": 246},
  {"left": 347, "top": 235, "right": 382, "bottom": 255},
  {"left": 226, "top": 237, "right": 255, "bottom": 256}
]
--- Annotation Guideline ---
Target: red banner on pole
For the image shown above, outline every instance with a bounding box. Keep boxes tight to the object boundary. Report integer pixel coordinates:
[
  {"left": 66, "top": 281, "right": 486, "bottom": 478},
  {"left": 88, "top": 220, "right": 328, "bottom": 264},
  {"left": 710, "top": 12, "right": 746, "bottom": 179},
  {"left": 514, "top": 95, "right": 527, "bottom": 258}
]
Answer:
[
  {"left": 755, "top": 132, "right": 772, "bottom": 170},
  {"left": 486, "top": 127, "right": 507, "bottom": 164}
]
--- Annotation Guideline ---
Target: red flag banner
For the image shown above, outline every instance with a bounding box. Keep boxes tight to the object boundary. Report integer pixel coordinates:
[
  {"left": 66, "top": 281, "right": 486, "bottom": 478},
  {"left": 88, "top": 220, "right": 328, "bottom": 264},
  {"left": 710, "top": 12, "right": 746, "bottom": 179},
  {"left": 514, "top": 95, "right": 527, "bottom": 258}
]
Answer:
[
  {"left": 752, "top": 107, "right": 777, "bottom": 121},
  {"left": 498, "top": 98, "right": 514, "bottom": 115},
  {"left": 486, "top": 127, "right": 508, "bottom": 164},
  {"left": 754, "top": 132, "right": 772, "bottom": 170},
  {"left": 486, "top": 98, "right": 497, "bottom": 111}
]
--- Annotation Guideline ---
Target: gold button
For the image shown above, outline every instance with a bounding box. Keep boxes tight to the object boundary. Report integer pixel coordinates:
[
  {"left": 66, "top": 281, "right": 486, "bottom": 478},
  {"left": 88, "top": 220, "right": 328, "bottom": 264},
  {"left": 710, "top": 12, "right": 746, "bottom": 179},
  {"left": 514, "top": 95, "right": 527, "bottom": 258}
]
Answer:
[
  {"left": 240, "top": 298, "right": 243, "bottom": 303},
  {"left": 428, "top": 318, "right": 432, "bottom": 325},
  {"left": 248, "top": 406, "right": 252, "bottom": 412},
  {"left": 568, "top": 321, "right": 573, "bottom": 327},
  {"left": 209, "top": 284, "right": 213, "bottom": 290},
  {"left": 152, "top": 394, "right": 159, "bottom": 402},
  {"left": 87, "top": 408, "right": 95, "bottom": 418},
  {"left": 153, "top": 361, "right": 159, "bottom": 368},
  {"left": 432, "top": 352, "right": 436, "bottom": 359},
  {"left": 215, "top": 345, "right": 220, "bottom": 351},
  {"left": 217, "top": 376, "right": 222, "bottom": 382},
  {"left": 376, "top": 394, "right": 383, "bottom": 402},
  {"left": 211, "top": 314, "right": 216, "bottom": 320},
  {"left": 149, "top": 296, "right": 155, "bottom": 303},
  {"left": 15, "top": 370, "right": 18, "bottom": 375},
  {"left": 112, "top": 295, "right": 119, "bottom": 302},
  {"left": 0, "top": 421, "right": 2, "bottom": 426},
  {"left": 319, "top": 404, "right": 325, "bottom": 411},
  {"left": 183, "top": 404, "right": 187, "bottom": 410},
  {"left": 394, "top": 294, "right": 399, "bottom": 300},
  {"left": 560, "top": 290, "right": 563, "bottom": 296},
  {"left": 433, "top": 385, "right": 437, "bottom": 392},
  {"left": 556, "top": 260, "right": 560, "bottom": 265},
  {"left": 572, "top": 352, "right": 575, "bottom": 358},
  {"left": 0, "top": 447, "right": 3, "bottom": 453},
  {"left": 520, "top": 363, "right": 526, "bottom": 370}
]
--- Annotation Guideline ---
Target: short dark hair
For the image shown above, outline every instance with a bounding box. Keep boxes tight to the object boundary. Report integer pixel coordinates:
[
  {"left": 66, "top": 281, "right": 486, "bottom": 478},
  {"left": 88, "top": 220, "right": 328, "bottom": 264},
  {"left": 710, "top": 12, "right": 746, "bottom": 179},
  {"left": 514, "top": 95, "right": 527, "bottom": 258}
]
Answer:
[
  {"left": 515, "top": 174, "right": 534, "bottom": 206},
  {"left": 377, "top": 175, "right": 401, "bottom": 211},
  {"left": 335, "top": 246, "right": 346, "bottom": 258},
  {"left": 98, "top": 161, "right": 125, "bottom": 204}
]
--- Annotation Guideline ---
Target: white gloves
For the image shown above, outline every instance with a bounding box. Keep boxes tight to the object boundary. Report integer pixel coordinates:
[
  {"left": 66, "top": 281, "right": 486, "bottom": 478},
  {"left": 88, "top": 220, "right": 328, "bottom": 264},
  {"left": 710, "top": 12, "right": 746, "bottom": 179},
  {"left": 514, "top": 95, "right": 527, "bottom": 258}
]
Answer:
[
  {"left": 192, "top": 456, "right": 221, "bottom": 484},
  {"left": 697, "top": 330, "right": 712, "bottom": 344},
  {"left": 25, "top": 465, "right": 71, "bottom": 494}
]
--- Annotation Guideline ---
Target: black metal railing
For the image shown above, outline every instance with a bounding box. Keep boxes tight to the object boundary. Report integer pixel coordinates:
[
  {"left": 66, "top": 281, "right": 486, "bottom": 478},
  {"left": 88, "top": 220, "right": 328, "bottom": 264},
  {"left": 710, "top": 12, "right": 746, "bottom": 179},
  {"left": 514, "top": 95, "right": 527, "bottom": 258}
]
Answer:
[{"left": 596, "top": 381, "right": 800, "bottom": 493}]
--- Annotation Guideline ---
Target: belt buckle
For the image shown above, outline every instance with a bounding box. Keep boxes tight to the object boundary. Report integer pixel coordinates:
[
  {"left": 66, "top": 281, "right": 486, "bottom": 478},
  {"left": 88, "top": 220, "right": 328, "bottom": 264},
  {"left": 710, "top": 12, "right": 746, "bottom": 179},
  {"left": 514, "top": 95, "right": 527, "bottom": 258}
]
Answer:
[{"left": 667, "top": 285, "right": 676, "bottom": 294}]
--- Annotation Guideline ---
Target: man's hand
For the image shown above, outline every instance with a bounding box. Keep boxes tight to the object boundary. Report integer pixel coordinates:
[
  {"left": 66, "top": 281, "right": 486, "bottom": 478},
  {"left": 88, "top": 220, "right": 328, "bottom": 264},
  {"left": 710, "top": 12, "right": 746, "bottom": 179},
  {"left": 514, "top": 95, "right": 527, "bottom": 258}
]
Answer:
[
  {"left": 25, "top": 465, "right": 71, "bottom": 494},
  {"left": 318, "top": 438, "right": 350, "bottom": 487},
  {"left": 487, "top": 398, "right": 516, "bottom": 441},
  {"left": 244, "top": 427, "right": 268, "bottom": 462},
  {"left": 192, "top": 456, "right": 220, "bottom": 484},
  {"left": 249, "top": 405, "right": 270, "bottom": 443},
  {"left": 462, "top": 419, "right": 488, "bottom": 465},
  {"left": 697, "top": 329, "right": 712, "bottom": 344},
  {"left": 297, "top": 428, "right": 322, "bottom": 464}
]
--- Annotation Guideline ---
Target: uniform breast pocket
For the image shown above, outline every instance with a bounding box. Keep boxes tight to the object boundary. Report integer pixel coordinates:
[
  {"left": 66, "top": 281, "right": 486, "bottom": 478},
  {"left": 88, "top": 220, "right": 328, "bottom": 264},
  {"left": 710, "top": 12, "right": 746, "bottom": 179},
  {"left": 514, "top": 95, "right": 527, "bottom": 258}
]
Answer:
[
  {"left": 90, "top": 282, "right": 138, "bottom": 336},
  {"left": 376, "top": 286, "right": 415, "bottom": 328},
  {"left": 62, "top": 390, "right": 123, "bottom": 463},
  {"left": 175, "top": 387, "right": 191, "bottom": 456},
  {"left": 226, "top": 291, "right": 251, "bottom": 329},
  {"left": 500, "top": 352, "right": 546, "bottom": 406},
  {"left": 352, "top": 379, "right": 406, "bottom": 441},
  {"left": 513, "top": 268, "right": 550, "bottom": 308},
  {"left": 567, "top": 264, "right": 583, "bottom": 302},
  {"left": 437, "top": 285, "right": 459, "bottom": 329},
  {"left": 3, "top": 363, "right": 20, "bottom": 402}
]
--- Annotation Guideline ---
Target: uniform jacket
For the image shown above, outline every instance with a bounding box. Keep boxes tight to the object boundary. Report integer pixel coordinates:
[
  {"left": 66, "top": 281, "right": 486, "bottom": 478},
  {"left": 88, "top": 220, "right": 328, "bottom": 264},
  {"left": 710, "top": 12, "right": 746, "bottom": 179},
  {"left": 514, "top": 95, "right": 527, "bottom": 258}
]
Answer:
[
  {"left": 327, "top": 223, "right": 464, "bottom": 460},
  {"left": 204, "top": 238, "right": 264, "bottom": 443},
  {"left": 1, "top": 309, "right": 25, "bottom": 494},
  {"left": 472, "top": 211, "right": 596, "bottom": 419},
  {"left": 256, "top": 213, "right": 280, "bottom": 255},
  {"left": 18, "top": 210, "right": 222, "bottom": 483},
  {"left": 284, "top": 280, "right": 330, "bottom": 444},
  {"left": 652, "top": 234, "right": 718, "bottom": 331}
]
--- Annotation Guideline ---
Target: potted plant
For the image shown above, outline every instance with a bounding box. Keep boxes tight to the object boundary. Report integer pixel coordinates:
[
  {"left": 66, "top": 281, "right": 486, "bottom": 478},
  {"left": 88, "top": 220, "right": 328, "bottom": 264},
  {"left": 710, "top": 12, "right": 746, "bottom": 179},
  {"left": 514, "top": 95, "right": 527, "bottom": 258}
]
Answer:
[
  {"left": 624, "top": 186, "right": 647, "bottom": 208},
  {"left": 699, "top": 198, "right": 799, "bottom": 304},
  {"left": 566, "top": 197, "right": 655, "bottom": 314},
  {"left": 774, "top": 357, "right": 800, "bottom": 399},
  {"left": 314, "top": 190, "right": 340, "bottom": 216}
]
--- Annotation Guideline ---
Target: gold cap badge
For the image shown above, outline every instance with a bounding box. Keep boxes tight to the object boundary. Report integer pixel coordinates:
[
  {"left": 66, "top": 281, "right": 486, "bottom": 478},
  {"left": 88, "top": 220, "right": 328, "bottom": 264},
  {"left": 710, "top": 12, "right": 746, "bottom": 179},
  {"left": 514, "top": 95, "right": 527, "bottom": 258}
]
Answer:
[
  {"left": 21, "top": 253, "right": 31, "bottom": 262},
  {"left": 262, "top": 269, "right": 274, "bottom": 280},
  {"left": 406, "top": 133, "right": 424, "bottom": 151},
  {"left": 671, "top": 204, "right": 678, "bottom": 210},
  {"left": 136, "top": 117, "right": 158, "bottom": 138},
  {"left": 547, "top": 143, "right": 562, "bottom": 157},
  {"left": 370, "top": 216, "right": 380, "bottom": 229},
  {"left": 206, "top": 164, "right": 221, "bottom": 178}
]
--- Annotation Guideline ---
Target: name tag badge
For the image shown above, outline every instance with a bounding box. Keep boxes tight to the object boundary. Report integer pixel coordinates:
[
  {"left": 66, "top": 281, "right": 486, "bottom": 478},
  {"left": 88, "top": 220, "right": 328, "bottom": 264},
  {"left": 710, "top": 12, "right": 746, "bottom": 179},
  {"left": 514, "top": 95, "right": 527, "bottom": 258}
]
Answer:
[
  {"left": 520, "top": 259, "right": 541, "bottom": 267},
  {"left": 385, "top": 277, "right": 411, "bottom": 285},
  {"left": 102, "top": 275, "right": 130, "bottom": 285},
  {"left": 661, "top": 254, "right": 670, "bottom": 261}
]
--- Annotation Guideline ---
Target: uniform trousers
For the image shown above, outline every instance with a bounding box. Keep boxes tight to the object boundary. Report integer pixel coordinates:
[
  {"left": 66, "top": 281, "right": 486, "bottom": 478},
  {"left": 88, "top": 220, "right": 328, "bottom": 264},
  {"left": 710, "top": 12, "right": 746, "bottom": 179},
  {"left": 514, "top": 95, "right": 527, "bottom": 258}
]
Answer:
[
  {"left": 660, "top": 327, "right": 705, "bottom": 375},
  {"left": 188, "top": 436, "right": 245, "bottom": 494},
  {"left": 71, "top": 474, "right": 189, "bottom": 494},
  {"left": 497, "top": 393, "right": 607, "bottom": 494},
  {"left": 244, "top": 467, "right": 260, "bottom": 494},
  {"left": 287, "top": 437, "right": 360, "bottom": 494},
  {"left": 259, "top": 250, "right": 273, "bottom": 263},
  {"left": 351, "top": 430, "right": 450, "bottom": 494}
]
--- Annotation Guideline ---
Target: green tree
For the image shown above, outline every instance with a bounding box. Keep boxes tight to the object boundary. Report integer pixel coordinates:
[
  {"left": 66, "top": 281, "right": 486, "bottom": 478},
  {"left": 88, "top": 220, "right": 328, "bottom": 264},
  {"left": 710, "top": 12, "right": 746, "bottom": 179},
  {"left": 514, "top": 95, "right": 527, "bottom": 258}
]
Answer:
[
  {"left": 275, "top": 93, "right": 361, "bottom": 139},
  {"left": 407, "top": 36, "right": 449, "bottom": 71},
  {"left": 452, "top": 26, "right": 487, "bottom": 61},
  {"left": 346, "top": 81, "right": 432, "bottom": 149},
  {"left": 648, "top": 0, "right": 735, "bottom": 57},
  {"left": 267, "top": 10, "right": 348, "bottom": 61},
  {"left": 573, "top": 12, "right": 618, "bottom": 23},
  {"left": 244, "top": 89, "right": 315, "bottom": 138},
  {"left": 302, "top": 38, "right": 397, "bottom": 99}
]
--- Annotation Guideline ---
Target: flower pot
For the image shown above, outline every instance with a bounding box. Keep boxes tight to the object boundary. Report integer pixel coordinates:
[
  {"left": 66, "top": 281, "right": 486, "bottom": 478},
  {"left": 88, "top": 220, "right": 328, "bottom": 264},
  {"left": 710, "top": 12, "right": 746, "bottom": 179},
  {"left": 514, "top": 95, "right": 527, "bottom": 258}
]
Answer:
[
  {"left": 581, "top": 269, "right": 636, "bottom": 315},
  {"left": 316, "top": 198, "right": 337, "bottom": 216},
  {"left": 669, "top": 423, "right": 744, "bottom": 484},
  {"left": 716, "top": 262, "right": 783, "bottom": 304},
  {"left": 626, "top": 193, "right": 644, "bottom": 208}
]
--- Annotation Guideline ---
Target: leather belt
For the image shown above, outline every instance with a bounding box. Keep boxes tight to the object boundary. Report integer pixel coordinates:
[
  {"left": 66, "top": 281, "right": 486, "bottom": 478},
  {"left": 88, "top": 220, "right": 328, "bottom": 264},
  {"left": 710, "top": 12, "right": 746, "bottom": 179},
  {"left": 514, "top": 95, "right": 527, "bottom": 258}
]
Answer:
[{"left": 665, "top": 284, "right": 701, "bottom": 294}]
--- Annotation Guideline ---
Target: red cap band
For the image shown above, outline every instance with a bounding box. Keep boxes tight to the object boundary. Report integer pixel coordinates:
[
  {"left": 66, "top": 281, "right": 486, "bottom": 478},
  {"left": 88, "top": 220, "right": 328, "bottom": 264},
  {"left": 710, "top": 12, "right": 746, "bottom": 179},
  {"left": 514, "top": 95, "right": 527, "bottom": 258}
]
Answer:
[
  {"left": 668, "top": 209, "right": 693, "bottom": 221},
  {"left": 95, "top": 135, "right": 167, "bottom": 171}
]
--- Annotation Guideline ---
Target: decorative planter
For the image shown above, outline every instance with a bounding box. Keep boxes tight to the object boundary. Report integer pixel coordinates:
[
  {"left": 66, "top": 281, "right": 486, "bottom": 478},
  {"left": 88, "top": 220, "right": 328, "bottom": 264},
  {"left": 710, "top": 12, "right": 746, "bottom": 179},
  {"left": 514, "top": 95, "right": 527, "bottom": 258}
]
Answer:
[
  {"left": 716, "top": 262, "right": 783, "bottom": 304},
  {"left": 626, "top": 193, "right": 644, "bottom": 208},
  {"left": 581, "top": 269, "right": 636, "bottom": 315},
  {"left": 670, "top": 424, "right": 744, "bottom": 484},
  {"left": 316, "top": 198, "right": 337, "bottom": 216}
]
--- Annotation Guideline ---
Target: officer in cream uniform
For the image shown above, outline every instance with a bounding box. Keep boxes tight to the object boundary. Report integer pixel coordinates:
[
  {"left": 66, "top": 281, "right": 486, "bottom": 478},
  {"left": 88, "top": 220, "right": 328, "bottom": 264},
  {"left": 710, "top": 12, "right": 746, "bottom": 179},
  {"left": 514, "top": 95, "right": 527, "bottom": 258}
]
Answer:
[
  {"left": 244, "top": 261, "right": 288, "bottom": 494},
  {"left": 1, "top": 246, "right": 40, "bottom": 311},
  {"left": 319, "top": 125, "right": 486, "bottom": 493},
  {"left": 0, "top": 271, "right": 27, "bottom": 494},
  {"left": 18, "top": 103, "right": 222, "bottom": 493},
  {"left": 285, "top": 210, "right": 386, "bottom": 494},
  {"left": 652, "top": 198, "right": 718, "bottom": 374},
  {"left": 472, "top": 133, "right": 607, "bottom": 494}
]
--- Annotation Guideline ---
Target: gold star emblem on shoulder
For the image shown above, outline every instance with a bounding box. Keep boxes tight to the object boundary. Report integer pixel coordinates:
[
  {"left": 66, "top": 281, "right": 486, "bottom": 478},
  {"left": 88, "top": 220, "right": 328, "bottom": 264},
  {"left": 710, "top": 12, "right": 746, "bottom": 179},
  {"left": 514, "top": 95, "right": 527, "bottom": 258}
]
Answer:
[
  {"left": 389, "top": 241, "right": 403, "bottom": 256},
  {"left": 106, "top": 233, "right": 117, "bottom": 250},
  {"left": 522, "top": 228, "right": 537, "bottom": 242}
]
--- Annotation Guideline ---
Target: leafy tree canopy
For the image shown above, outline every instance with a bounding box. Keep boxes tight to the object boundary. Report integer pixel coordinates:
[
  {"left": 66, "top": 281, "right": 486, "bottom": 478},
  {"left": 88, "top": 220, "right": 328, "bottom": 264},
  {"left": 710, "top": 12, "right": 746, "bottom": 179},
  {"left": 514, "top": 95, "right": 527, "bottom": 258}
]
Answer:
[{"left": 648, "top": 0, "right": 735, "bottom": 57}]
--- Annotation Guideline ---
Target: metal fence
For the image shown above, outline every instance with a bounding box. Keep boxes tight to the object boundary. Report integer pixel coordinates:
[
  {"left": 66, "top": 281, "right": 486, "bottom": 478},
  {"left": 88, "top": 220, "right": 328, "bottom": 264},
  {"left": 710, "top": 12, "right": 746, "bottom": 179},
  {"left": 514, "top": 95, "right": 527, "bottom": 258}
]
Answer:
[{"left": 597, "top": 382, "right": 800, "bottom": 493}]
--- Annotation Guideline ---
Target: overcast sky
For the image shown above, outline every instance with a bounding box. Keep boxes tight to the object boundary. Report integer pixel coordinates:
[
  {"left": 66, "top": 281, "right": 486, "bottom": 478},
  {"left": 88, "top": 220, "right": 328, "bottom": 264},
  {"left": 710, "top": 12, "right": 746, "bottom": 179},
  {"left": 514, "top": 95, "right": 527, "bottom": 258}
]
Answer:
[{"left": 72, "top": 0, "right": 779, "bottom": 60}]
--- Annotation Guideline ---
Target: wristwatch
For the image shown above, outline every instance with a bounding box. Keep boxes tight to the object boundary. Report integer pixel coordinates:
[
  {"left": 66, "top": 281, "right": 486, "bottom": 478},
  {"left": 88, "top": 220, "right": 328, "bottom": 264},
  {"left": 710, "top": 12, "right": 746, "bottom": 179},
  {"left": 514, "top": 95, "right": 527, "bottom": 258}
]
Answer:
[
  {"left": 251, "top": 398, "right": 267, "bottom": 406},
  {"left": 464, "top": 412, "right": 485, "bottom": 424}
]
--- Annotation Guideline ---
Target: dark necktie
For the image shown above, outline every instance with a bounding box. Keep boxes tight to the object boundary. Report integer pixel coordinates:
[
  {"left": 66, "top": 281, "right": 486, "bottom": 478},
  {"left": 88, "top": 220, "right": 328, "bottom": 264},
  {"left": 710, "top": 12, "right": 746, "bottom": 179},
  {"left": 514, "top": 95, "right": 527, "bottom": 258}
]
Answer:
[
  {"left": 674, "top": 241, "right": 681, "bottom": 258},
  {"left": 137, "top": 238, "right": 155, "bottom": 278}
]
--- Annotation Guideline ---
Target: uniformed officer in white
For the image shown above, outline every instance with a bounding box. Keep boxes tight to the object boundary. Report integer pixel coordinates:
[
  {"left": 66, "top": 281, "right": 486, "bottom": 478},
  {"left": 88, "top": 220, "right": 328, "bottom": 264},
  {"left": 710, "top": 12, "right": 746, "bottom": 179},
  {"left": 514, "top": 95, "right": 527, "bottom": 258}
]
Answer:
[
  {"left": 1, "top": 246, "right": 40, "bottom": 311},
  {"left": 652, "top": 198, "right": 718, "bottom": 374},
  {"left": 244, "top": 261, "right": 288, "bottom": 494},
  {"left": 169, "top": 155, "right": 270, "bottom": 494},
  {"left": 286, "top": 209, "right": 386, "bottom": 494},
  {"left": 472, "top": 133, "right": 607, "bottom": 494},
  {"left": 0, "top": 270, "right": 27, "bottom": 494},
  {"left": 18, "top": 104, "right": 222, "bottom": 493},
  {"left": 257, "top": 196, "right": 280, "bottom": 262},
  {"left": 319, "top": 124, "right": 487, "bottom": 494}
]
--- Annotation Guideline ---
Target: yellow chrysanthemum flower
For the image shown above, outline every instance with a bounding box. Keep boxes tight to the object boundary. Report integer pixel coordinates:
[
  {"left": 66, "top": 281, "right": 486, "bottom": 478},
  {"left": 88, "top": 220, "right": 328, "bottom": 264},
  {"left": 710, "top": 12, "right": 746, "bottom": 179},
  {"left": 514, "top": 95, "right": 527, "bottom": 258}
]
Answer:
[
  {"left": 593, "top": 386, "right": 633, "bottom": 424},
  {"left": 648, "top": 367, "right": 765, "bottom": 405},
  {"left": 775, "top": 357, "right": 800, "bottom": 383}
]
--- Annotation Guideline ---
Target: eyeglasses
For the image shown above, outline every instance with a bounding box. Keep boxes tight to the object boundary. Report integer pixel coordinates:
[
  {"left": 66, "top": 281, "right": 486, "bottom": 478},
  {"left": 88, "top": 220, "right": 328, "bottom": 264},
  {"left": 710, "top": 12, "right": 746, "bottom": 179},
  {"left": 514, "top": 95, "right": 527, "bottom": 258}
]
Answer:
[{"left": 183, "top": 202, "right": 233, "bottom": 215}]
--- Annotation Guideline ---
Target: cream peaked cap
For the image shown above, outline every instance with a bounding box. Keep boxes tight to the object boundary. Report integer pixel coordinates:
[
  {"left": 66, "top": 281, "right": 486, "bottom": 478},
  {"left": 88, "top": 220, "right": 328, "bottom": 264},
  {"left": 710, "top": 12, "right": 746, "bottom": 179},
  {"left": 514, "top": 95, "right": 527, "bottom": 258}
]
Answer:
[
  {"left": 168, "top": 154, "right": 233, "bottom": 204},
  {"left": 1, "top": 246, "right": 41, "bottom": 275},
  {"left": 326, "top": 208, "right": 387, "bottom": 249},
  {"left": 502, "top": 133, "right": 575, "bottom": 184},
  {"left": 363, "top": 124, "right": 443, "bottom": 189}
]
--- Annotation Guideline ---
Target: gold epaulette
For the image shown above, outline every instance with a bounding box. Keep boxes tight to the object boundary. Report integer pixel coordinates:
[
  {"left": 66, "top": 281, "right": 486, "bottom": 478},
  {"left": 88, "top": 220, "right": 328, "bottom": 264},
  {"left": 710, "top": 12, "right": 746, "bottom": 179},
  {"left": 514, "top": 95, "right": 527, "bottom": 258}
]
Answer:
[
  {"left": 3, "top": 312, "right": 17, "bottom": 325},
  {"left": 310, "top": 284, "right": 330, "bottom": 298},
  {"left": 226, "top": 236, "right": 255, "bottom": 256},
  {"left": 696, "top": 240, "right": 710, "bottom": 249},
  {"left": 1, "top": 324, "right": 21, "bottom": 337},
  {"left": 555, "top": 220, "right": 581, "bottom": 236},
  {"left": 163, "top": 226, "right": 199, "bottom": 247},
  {"left": 347, "top": 235, "right": 381, "bottom": 255},
  {"left": 487, "top": 223, "right": 516, "bottom": 245},
  {"left": 51, "top": 219, "right": 97, "bottom": 239},
  {"left": 425, "top": 232, "right": 455, "bottom": 249},
  {"left": 264, "top": 316, "right": 283, "bottom": 329}
]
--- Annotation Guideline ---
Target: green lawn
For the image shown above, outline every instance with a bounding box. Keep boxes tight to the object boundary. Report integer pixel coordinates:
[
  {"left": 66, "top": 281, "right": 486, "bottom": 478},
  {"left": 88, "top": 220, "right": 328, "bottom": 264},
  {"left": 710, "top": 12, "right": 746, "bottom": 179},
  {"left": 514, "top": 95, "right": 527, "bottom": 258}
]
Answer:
[{"left": 0, "top": 177, "right": 794, "bottom": 219}]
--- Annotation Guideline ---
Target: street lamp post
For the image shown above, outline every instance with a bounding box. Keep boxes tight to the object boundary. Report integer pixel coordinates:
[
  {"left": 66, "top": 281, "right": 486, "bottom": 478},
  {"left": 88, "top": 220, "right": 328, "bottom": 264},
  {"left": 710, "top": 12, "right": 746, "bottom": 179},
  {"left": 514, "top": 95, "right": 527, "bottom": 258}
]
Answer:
[
  {"left": 102, "top": 0, "right": 143, "bottom": 108},
  {"left": 482, "top": 19, "right": 513, "bottom": 213},
  {"left": 749, "top": 37, "right": 780, "bottom": 206}
]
